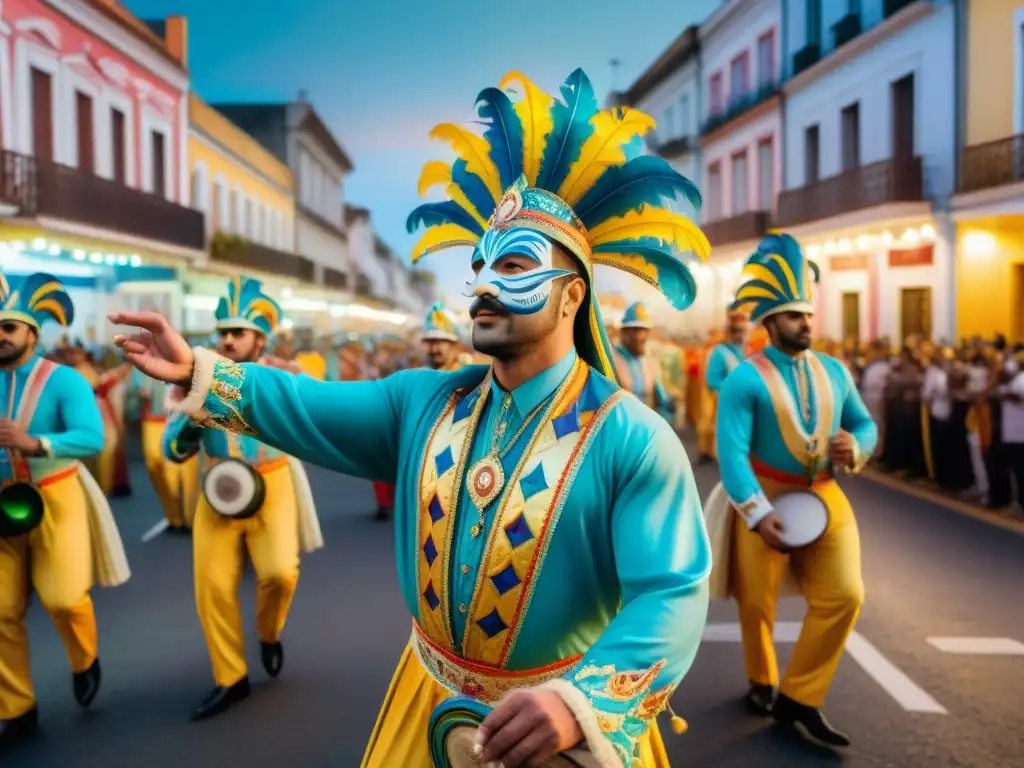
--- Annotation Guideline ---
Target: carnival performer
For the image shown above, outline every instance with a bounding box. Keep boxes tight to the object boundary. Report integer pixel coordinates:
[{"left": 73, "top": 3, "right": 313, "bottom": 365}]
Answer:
[
  {"left": 613, "top": 302, "right": 673, "bottom": 421},
  {"left": 704, "top": 234, "right": 877, "bottom": 748},
  {"left": 112, "top": 68, "right": 712, "bottom": 768},
  {"left": 159, "top": 277, "right": 323, "bottom": 722},
  {"left": 135, "top": 368, "right": 199, "bottom": 533},
  {"left": 695, "top": 310, "right": 749, "bottom": 462},
  {"left": 0, "top": 272, "right": 130, "bottom": 750}
]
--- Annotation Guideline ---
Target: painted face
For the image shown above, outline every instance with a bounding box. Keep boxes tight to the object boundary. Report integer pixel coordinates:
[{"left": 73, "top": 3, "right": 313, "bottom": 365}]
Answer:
[{"left": 467, "top": 227, "right": 574, "bottom": 315}]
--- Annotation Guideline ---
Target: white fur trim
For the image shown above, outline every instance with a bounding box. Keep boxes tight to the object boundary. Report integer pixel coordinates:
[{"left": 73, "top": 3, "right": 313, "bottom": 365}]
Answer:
[
  {"left": 172, "top": 347, "right": 220, "bottom": 416},
  {"left": 535, "top": 678, "right": 623, "bottom": 768}
]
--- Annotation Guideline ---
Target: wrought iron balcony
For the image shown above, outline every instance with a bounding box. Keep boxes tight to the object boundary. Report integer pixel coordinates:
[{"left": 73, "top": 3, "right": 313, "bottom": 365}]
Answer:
[
  {"left": 210, "top": 232, "right": 315, "bottom": 281},
  {"left": 775, "top": 157, "right": 924, "bottom": 228},
  {"left": 883, "top": 0, "right": 918, "bottom": 19},
  {"left": 0, "top": 150, "right": 204, "bottom": 250},
  {"left": 701, "top": 82, "right": 779, "bottom": 137},
  {"left": 702, "top": 210, "right": 771, "bottom": 247},
  {"left": 959, "top": 134, "right": 1024, "bottom": 194},
  {"left": 833, "top": 13, "right": 862, "bottom": 49},
  {"left": 793, "top": 43, "right": 821, "bottom": 76}
]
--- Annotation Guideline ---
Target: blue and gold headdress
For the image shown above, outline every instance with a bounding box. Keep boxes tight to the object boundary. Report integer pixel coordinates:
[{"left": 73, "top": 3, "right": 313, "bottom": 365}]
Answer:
[
  {"left": 214, "top": 277, "right": 282, "bottom": 336},
  {"left": 620, "top": 301, "right": 652, "bottom": 330},
  {"left": 0, "top": 272, "right": 75, "bottom": 330},
  {"left": 423, "top": 302, "right": 459, "bottom": 342},
  {"left": 407, "top": 68, "right": 710, "bottom": 379},
  {"left": 731, "top": 234, "right": 820, "bottom": 323}
]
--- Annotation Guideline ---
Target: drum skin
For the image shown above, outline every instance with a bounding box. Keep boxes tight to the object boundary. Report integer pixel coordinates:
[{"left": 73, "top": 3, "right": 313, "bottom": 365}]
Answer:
[
  {"left": 0, "top": 482, "right": 45, "bottom": 538},
  {"left": 203, "top": 459, "right": 265, "bottom": 520},
  {"left": 772, "top": 490, "right": 829, "bottom": 549}
]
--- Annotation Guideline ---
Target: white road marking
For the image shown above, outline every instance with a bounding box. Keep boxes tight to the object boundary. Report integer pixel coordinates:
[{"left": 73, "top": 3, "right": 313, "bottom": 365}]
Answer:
[
  {"left": 141, "top": 519, "right": 169, "bottom": 543},
  {"left": 927, "top": 637, "right": 1024, "bottom": 655},
  {"left": 703, "top": 622, "right": 947, "bottom": 714}
]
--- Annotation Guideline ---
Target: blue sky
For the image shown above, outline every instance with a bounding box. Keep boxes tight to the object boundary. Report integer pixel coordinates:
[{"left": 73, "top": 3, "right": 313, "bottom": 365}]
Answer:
[{"left": 126, "top": 0, "right": 720, "bottom": 302}]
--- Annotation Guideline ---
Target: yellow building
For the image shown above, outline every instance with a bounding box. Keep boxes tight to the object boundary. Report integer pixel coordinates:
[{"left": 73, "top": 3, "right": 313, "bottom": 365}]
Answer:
[{"left": 952, "top": 0, "right": 1024, "bottom": 340}]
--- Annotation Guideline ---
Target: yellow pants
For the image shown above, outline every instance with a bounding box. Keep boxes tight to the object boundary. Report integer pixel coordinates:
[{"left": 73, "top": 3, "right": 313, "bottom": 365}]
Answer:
[
  {"left": 193, "top": 461, "right": 299, "bottom": 687},
  {"left": 362, "top": 645, "right": 670, "bottom": 767},
  {"left": 696, "top": 390, "right": 717, "bottom": 458},
  {"left": 731, "top": 477, "right": 864, "bottom": 708},
  {"left": 0, "top": 470, "right": 97, "bottom": 719},
  {"left": 141, "top": 418, "right": 198, "bottom": 529}
]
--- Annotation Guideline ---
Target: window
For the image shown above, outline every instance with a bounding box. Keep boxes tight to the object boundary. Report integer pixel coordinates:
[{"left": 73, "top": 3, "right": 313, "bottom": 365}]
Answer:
[
  {"left": 841, "top": 102, "right": 860, "bottom": 170},
  {"left": 730, "top": 53, "right": 749, "bottom": 101},
  {"left": 30, "top": 67, "right": 53, "bottom": 161},
  {"left": 891, "top": 74, "right": 915, "bottom": 158},
  {"left": 707, "top": 162, "right": 723, "bottom": 220},
  {"left": 75, "top": 92, "right": 94, "bottom": 173},
  {"left": 758, "top": 138, "right": 775, "bottom": 209},
  {"left": 731, "top": 151, "right": 749, "bottom": 215},
  {"left": 679, "top": 94, "right": 690, "bottom": 137},
  {"left": 900, "top": 287, "right": 931, "bottom": 340},
  {"left": 662, "top": 106, "right": 675, "bottom": 139},
  {"left": 757, "top": 31, "right": 776, "bottom": 88},
  {"left": 806, "top": 0, "right": 822, "bottom": 45},
  {"left": 111, "top": 108, "right": 126, "bottom": 184},
  {"left": 213, "top": 180, "right": 226, "bottom": 230},
  {"left": 709, "top": 73, "right": 723, "bottom": 115},
  {"left": 804, "top": 124, "right": 820, "bottom": 185},
  {"left": 244, "top": 197, "right": 254, "bottom": 237},
  {"left": 190, "top": 168, "right": 207, "bottom": 217},
  {"left": 150, "top": 131, "right": 166, "bottom": 197}
]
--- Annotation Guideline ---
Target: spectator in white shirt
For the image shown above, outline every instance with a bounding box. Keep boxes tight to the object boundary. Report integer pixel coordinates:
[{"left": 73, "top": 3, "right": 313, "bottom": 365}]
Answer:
[{"left": 997, "top": 351, "right": 1024, "bottom": 512}]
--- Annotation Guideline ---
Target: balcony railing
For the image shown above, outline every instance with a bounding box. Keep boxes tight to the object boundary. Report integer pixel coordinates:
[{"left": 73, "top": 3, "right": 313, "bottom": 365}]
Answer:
[
  {"left": 959, "top": 134, "right": 1024, "bottom": 194},
  {"left": 701, "top": 82, "right": 779, "bottom": 137},
  {"left": 833, "top": 13, "right": 862, "bottom": 49},
  {"left": 702, "top": 210, "right": 771, "bottom": 247},
  {"left": 0, "top": 150, "right": 204, "bottom": 250},
  {"left": 883, "top": 0, "right": 918, "bottom": 19},
  {"left": 793, "top": 43, "right": 821, "bottom": 77},
  {"left": 210, "top": 232, "right": 315, "bottom": 281},
  {"left": 653, "top": 135, "right": 695, "bottom": 159},
  {"left": 775, "top": 156, "right": 924, "bottom": 228}
]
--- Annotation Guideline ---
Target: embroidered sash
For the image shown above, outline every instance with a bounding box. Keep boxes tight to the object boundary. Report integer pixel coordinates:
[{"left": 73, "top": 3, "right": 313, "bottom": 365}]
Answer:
[
  {"left": 7, "top": 359, "right": 57, "bottom": 484},
  {"left": 721, "top": 345, "right": 741, "bottom": 374},
  {"left": 749, "top": 352, "right": 835, "bottom": 470}
]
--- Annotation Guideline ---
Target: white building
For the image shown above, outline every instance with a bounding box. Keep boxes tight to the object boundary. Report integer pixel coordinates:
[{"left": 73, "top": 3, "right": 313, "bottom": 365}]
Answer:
[
  {"left": 779, "top": 0, "right": 957, "bottom": 343},
  {"left": 695, "top": 0, "right": 784, "bottom": 334}
]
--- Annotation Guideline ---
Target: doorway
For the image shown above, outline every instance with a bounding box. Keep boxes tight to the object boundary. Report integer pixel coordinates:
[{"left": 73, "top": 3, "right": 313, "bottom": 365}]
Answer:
[
  {"left": 891, "top": 74, "right": 915, "bottom": 158},
  {"left": 900, "top": 287, "right": 932, "bottom": 340},
  {"left": 842, "top": 291, "right": 861, "bottom": 341},
  {"left": 1013, "top": 265, "right": 1024, "bottom": 340}
]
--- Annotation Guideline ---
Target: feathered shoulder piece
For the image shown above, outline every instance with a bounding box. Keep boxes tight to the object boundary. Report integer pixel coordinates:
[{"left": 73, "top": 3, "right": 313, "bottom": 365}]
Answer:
[
  {"left": 215, "top": 276, "right": 283, "bottom": 336},
  {"left": 0, "top": 272, "right": 75, "bottom": 329},
  {"left": 406, "top": 68, "right": 710, "bottom": 312},
  {"left": 731, "top": 234, "right": 820, "bottom": 323}
]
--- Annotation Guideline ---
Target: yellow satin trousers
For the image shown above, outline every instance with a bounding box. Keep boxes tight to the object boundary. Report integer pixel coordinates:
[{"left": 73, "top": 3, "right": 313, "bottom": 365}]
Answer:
[
  {"left": 731, "top": 478, "right": 864, "bottom": 708},
  {"left": 84, "top": 420, "right": 119, "bottom": 496},
  {"left": 362, "top": 644, "right": 670, "bottom": 768},
  {"left": 0, "top": 472, "right": 97, "bottom": 719},
  {"left": 141, "top": 418, "right": 198, "bottom": 529},
  {"left": 696, "top": 389, "right": 718, "bottom": 459},
  {"left": 193, "top": 463, "right": 299, "bottom": 687}
]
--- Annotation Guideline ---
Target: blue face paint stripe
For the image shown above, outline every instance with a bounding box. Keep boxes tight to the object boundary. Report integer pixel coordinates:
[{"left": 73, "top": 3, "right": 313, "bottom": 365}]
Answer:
[{"left": 469, "top": 226, "right": 569, "bottom": 316}]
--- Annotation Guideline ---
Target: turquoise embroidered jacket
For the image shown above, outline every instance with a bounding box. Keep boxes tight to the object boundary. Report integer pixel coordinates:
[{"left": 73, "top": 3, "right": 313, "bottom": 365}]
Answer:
[
  {"left": 704, "top": 343, "right": 744, "bottom": 393},
  {"left": 181, "top": 348, "right": 710, "bottom": 764},
  {"left": 162, "top": 411, "right": 286, "bottom": 464},
  {"left": 0, "top": 355, "right": 104, "bottom": 483},
  {"left": 614, "top": 345, "right": 672, "bottom": 421},
  {"left": 716, "top": 346, "right": 878, "bottom": 529}
]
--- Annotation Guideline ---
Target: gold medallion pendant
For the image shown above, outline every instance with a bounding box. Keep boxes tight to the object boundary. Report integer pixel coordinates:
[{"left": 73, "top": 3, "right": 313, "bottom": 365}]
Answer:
[{"left": 468, "top": 455, "right": 505, "bottom": 511}]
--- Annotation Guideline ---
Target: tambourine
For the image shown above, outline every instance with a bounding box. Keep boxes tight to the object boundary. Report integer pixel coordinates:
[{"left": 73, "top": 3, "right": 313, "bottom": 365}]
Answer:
[
  {"left": 203, "top": 459, "right": 265, "bottom": 519},
  {"left": 428, "top": 697, "right": 600, "bottom": 768},
  {"left": 0, "top": 482, "right": 45, "bottom": 538},
  {"left": 773, "top": 490, "right": 829, "bottom": 549}
]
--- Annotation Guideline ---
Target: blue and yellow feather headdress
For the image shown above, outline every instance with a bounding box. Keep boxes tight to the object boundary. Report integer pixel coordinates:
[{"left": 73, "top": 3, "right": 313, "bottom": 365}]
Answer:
[
  {"left": 0, "top": 272, "right": 75, "bottom": 330},
  {"left": 620, "top": 301, "right": 652, "bottom": 329},
  {"left": 215, "top": 277, "right": 282, "bottom": 336},
  {"left": 423, "top": 302, "right": 459, "bottom": 342},
  {"left": 731, "top": 234, "right": 820, "bottom": 323},
  {"left": 407, "top": 68, "right": 710, "bottom": 379}
]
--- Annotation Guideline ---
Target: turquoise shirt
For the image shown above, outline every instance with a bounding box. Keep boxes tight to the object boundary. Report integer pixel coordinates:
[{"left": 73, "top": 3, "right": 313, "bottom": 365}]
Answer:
[
  {"left": 704, "top": 343, "right": 744, "bottom": 393},
  {"left": 614, "top": 344, "right": 672, "bottom": 420},
  {"left": 716, "top": 345, "right": 878, "bottom": 529},
  {"left": 0, "top": 355, "right": 104, "bottom": 483},
  {"left": 163, "top": 413, "right": 285, "bottom": 464},
  {"left": 186, "top": 348, "right": 710, "bottom": 763}
]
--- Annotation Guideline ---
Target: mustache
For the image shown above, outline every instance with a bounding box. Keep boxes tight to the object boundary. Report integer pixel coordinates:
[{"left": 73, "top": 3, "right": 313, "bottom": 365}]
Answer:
[{"left": 469, "top": 296, "right": 509, "bottom": 319}]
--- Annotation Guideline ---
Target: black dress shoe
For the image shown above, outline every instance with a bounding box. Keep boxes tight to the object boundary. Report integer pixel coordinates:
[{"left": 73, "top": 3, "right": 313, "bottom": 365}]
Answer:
[
  {"left": 73, "top": 659, "right": 101, "bottom": 708},
  {"left": 375, "top": 505, "right": 392, "bottom": 521},
  {"left": 190, "top": 677, "right": 251, "bottom": 722},
  {"left": 0, "top": 708, "right": 39, "bottom": 750},
  {"left": 261, "top": 641, "right": 284, "bottom": 678},
  {"left": 745, "top": 682, "right": 777, "bottom": 716},
  {"left": 772, "top": 693, "right": 850, "bottom": 747}
]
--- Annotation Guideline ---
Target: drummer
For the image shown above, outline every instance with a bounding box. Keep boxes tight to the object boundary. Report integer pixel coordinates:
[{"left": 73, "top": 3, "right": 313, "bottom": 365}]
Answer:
[
  {"left": 712, "top": 234, "right": 877, "bottom": 748},
  {"left": 0, "top": 272, "right": 129, "bottom": 750},
  {"left": 161, "top": 277, "right": 323, "bottom": 722}
]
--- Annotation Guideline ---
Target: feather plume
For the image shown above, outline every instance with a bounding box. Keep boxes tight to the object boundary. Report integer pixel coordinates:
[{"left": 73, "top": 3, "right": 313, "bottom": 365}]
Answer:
[
  {"left": 558, "top": 106, "right": 656, "bottom": 205},
  {"left": 574, "top": 156, "right": 702, "bottom": 229},
  {"left": 411, "top": 223, "right": 479, "bottom": 264},
  {"left": 417, "top": 161, "right": 452, "bottom": 197},
  {"left": 31, "top": 297, "right": 71, "bottom": 326},
  {"left": 19, "top": 273, "right": 74, "bottom": 326},
  {"left": 535, "top": 69, "right": 599, "bottom": 192},
  {"left": 406, "top": 201, "right": 485, "bottom": 236},
  {"left": 447, "top": 184, "right": 489, "bottom": 231},
  {"left": 475, "top": 87, "right": 524, "bottom": 191},
  {"left": 428, "top": 123, "right": 503, "bottom": 203},
  {"left": 451, "top": 158, "right": 498, "bottom": 223},
  {"left": 591, "top": 240, "right": 698, "bottom": 310},
  {"left": 588, "top": 206, "right": 711, "bottom": 260},
  {"left": 499, "top": 71, "right": 554, "bottom": 186},
  {"left": 739, "top": 263, "right": 786, "bottom": 295}
]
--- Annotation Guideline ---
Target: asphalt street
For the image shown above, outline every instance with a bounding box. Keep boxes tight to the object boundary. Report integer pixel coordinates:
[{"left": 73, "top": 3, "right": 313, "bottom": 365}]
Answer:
[{"left": 7, "top": 432, "right": 1024, "bottom": 767}]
